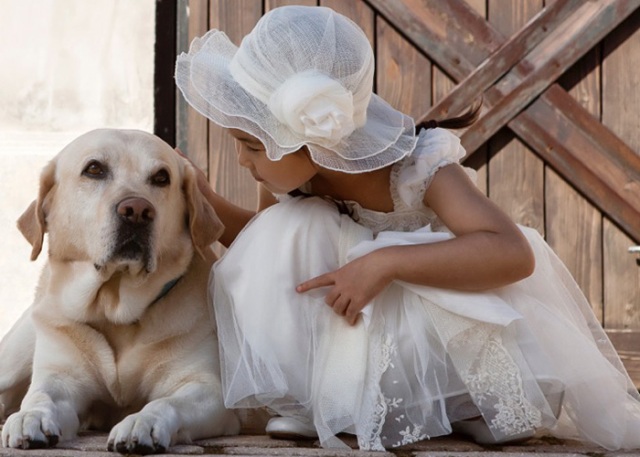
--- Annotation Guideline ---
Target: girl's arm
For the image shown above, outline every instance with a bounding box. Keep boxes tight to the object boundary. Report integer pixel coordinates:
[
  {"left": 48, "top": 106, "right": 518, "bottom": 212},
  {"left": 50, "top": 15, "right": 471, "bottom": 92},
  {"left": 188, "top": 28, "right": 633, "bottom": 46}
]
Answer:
[
  {"left": 386, "top": 164, "right": 535, "bottom": 287},
  {"left": 298, "top": 163, "right": 535, "bottom": 324},
  {"left": 184, "top": 152, "right": 255, "bottom": 247}
]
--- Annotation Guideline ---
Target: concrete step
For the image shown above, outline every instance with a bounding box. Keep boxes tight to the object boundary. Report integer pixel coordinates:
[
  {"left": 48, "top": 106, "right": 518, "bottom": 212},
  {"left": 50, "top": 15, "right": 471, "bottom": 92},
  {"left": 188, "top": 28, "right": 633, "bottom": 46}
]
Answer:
[{"left": 0, "top": 430, "right": 632, "bottom": 457}]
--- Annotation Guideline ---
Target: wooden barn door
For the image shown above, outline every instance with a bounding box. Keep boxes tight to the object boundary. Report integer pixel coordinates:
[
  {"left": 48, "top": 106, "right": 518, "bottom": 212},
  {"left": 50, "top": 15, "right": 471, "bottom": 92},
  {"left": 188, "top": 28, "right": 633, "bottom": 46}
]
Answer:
[{"left": 176, "top": 0, "right": 640, "bottom": 384}]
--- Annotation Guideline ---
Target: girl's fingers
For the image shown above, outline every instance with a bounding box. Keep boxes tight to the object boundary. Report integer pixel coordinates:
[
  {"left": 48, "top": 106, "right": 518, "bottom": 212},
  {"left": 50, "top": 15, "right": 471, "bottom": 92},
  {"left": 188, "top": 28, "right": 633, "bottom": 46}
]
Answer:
[
  {"left": 297, "top": 273, "right": 334, "bottom": 292},
  {"left": 344, "top": 297, "right": 367, "bottom": 325},
  {"left": 346, "top": 312, "right": 360, "bottom": 326},
  {"left": 297, "top": 272, "right": 361, "bottom": 324},
  {"left": 324, "top": 289, "right": 341, "bottom": 307},
  {"left": 332, "top": 296, "right": 350, "bottom": 316}
]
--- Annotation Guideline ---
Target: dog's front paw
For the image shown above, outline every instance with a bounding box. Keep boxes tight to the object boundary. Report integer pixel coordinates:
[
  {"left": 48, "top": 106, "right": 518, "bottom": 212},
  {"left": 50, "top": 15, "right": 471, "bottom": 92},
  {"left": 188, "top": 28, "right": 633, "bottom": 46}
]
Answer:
[
  {"left": 1, "top": 410, "right": 60, "bottom": 449},
  {"left": 107, "top": 413, "right": 170, "bottom": 455}
]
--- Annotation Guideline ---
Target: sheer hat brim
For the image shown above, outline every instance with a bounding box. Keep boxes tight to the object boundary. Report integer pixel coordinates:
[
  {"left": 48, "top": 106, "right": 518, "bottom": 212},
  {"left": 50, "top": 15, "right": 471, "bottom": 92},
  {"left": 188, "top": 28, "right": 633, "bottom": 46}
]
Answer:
[{"left": 175, "top": 26, "right": 417, "bottom": 173}]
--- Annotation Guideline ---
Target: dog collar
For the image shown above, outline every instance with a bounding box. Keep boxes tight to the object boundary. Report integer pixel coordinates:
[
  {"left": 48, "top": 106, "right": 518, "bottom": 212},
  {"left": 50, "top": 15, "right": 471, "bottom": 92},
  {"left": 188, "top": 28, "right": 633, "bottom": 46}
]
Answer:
[{"left": 151, "top": 276, "right": 182, "bottom": 305}]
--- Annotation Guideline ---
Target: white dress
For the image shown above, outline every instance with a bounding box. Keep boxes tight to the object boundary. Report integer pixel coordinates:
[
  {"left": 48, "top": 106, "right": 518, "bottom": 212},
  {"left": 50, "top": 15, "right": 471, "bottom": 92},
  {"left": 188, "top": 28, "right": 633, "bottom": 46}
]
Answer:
[{"left": 211, "top": 128, "right": 640, "bottom": 451}]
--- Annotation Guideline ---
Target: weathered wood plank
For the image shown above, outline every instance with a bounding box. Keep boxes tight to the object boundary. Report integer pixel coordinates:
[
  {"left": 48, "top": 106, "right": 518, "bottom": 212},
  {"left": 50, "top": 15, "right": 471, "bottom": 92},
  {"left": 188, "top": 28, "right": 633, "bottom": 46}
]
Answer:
[
  {"left": 604, "top": 219, "right": 640, "bottom": 329},
  {"left": 208, "top": 0, "right": 262, "bottom": 212},
  {"left": 607, "top": 329, "right": 640, "bottom": 385},
  {"left": 376, "top": 16, "right": 432, "bottom": 120},
  {"left": 431, "top": 0, "right": 485, "bottom": 106},
  {"left": 431, "top": 0, "right": 488, "bottom": 195},
  {"left": 602, "top": 9, "right": 640, "bottom": 152},
  {"left": 424, "top": 0, "right": 583, "bottom": 123},
  {"left": 547, "top": 48, "right": 604, "bottom": 320},
  {"left": 462, "top": 0, "right": 639, "bottom": 154},
  {"left": 321, "top": 0, "right": 374, "bottom": 47},
  {"left": 267, "top": 0, "right": 317, "bottom": 8},
  {"left": 547, "top": 77, "right": 640, "bottom": 194},
  {"left": 546, "top": 170, "right": 604, "bottom": 320},
  {"left": 486, "top": 0, "right": 544, "bottom": 235},
  {"left": 177, "top": 0, "right": 210, "bottom": 172},
  {"left": 514, "top": 85, "right": 640, "bottom": 243},
  {"left": 602, "top": 9, "right": 640, "bottom": 346},
  {"left": 487, "top": 132, "right": 545, "bottom": 234},
  {"left": 559, "top": 51, "right": 602, "bottom": 124},
  {"left": 365, "top": 0, "right": 501, "bottom": 81},
  {"left": 210, "top": 0, "right": 261, "bottom": 38}
]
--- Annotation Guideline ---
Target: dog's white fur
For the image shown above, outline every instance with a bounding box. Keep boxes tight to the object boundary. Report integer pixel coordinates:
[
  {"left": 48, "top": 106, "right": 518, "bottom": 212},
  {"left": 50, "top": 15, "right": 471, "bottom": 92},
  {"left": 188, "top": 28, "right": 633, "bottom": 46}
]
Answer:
[{"left": 0, "top": 129, "right": 240, "bottom": 453}]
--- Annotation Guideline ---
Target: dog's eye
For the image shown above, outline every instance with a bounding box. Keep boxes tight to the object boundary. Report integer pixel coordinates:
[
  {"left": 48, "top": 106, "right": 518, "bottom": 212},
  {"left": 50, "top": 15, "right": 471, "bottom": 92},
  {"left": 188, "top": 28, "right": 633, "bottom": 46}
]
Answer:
[
  {"left": 150, "top": 169, "right": 170, "bottom": 187},
  {"left": 82, "top": 160, "right": 108, "bottom": 179}
]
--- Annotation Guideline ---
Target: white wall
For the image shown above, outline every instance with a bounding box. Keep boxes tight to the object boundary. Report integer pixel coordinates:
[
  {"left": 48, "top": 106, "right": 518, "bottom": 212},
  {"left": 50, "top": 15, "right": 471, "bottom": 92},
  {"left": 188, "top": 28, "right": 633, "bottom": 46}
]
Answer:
[{"left": 0, "top": 0, "right": 155, "bottom": 339}]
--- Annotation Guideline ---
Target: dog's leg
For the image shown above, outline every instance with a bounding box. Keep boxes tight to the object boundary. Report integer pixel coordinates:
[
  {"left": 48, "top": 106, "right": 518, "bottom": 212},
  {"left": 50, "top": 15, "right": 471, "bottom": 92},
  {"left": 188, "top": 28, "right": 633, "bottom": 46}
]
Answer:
[
  {"left": 107, "top": 380, "right": 239, "bottom": 455},
  {"left": 0, "top": 309, "right": 35, "bottom": 419},
  {"left": 1, "top": 373, "right": 85, "bottom": 449},
  {"left": 1, "top": 383, "right": 81, "bottom": 449},
  {"left": 1, "top": 332, "right": 98, "bottom": 449}
]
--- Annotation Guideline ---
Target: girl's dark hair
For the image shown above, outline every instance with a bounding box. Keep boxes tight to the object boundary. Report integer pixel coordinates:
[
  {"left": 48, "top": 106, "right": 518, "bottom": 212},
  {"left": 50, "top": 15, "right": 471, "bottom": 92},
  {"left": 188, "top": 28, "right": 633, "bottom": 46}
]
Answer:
[
  {"left": 416, "top": 98, "right": 482, "bottom": 132},
  {"left": 288, "top": 188, "right": 354, "bottom": 216},
  {"left": 288, "top": 98, "right": 482, "bottom": 213}
]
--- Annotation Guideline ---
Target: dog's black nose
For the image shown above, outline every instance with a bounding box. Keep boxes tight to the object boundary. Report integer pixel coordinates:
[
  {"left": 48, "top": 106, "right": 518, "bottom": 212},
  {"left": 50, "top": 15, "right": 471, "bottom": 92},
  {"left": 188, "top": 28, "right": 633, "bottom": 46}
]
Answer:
[{"left": 117, "top": 197, "right": 155, "bottom": 225}]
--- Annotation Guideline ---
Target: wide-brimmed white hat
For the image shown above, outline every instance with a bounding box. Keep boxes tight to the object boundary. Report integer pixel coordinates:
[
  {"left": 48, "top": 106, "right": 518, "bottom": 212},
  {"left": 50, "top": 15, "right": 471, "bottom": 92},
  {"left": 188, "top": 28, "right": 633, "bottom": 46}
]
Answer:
[{"left": 175, "top": 5, "right": 417, "bottom": 173}]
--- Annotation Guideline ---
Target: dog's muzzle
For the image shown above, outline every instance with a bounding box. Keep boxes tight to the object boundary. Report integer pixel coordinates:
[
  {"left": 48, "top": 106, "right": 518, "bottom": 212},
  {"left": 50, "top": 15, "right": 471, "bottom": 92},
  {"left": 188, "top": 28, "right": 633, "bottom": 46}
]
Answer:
[{"left": 111, "top": 197, "right": 155, "bottom": 269}]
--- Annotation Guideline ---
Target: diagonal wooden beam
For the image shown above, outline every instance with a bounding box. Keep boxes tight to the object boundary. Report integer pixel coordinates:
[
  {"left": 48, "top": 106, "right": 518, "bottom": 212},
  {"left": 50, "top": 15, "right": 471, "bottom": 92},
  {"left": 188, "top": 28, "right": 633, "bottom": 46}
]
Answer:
[
  {"left": 366, "top": 0, "right": 512, "bottom": 80},
  {"left": 366, "top": 0, "right": 640, "bottom": 243},
  {"left": 513, "top": 85, "right": 640, "bottom": 241},
  {"left": 420, "top": 0, "right": 584, "bottom": 123},
  {"left": 460, "top": 0, "right": 639, "bottom": 153},
  {"left": 365, "top": 0, "right": 494, "bottom": 81}
]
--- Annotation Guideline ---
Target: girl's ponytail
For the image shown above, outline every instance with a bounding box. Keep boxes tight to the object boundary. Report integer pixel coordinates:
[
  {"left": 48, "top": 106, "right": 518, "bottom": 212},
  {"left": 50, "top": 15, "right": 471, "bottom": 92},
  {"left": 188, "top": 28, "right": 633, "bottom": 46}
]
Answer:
[{"left": 416, "top": 97, "right": 482, "bottom": 132}]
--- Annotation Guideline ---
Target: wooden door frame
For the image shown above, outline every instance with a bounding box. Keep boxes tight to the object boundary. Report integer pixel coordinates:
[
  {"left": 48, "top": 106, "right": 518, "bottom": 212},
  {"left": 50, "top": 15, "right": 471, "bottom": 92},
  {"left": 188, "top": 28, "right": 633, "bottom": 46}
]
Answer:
[{"left": 154, "top": 0, "right": 178, "bottom": 146}]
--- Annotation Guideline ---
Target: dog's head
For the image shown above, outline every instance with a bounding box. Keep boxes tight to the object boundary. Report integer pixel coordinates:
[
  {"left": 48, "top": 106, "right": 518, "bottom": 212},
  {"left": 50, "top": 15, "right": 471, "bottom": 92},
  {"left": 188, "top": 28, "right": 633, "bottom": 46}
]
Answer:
[{"left": 18, "top": 129, "right": 223, "bottom": 279}]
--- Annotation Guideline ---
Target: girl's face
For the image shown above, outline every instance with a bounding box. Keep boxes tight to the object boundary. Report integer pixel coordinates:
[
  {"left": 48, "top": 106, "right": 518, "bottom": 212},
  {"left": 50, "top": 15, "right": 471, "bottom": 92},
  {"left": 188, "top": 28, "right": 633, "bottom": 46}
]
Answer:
[{"left": 228, "top": 129, "right": 318, "bottom": 194}]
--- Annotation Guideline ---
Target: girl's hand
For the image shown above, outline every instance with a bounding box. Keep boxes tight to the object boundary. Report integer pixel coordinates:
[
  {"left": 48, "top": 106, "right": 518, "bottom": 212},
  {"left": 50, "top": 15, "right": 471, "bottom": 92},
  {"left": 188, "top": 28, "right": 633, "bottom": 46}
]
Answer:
[
  {"left": 297, "top": 251, "right": 393, "bottom": 326},
  {"left": 175, "top": 148, "right": 213, "bottom": 200},
  {"left": 174, "top": 147, "right": 256, "bottom": 247}
]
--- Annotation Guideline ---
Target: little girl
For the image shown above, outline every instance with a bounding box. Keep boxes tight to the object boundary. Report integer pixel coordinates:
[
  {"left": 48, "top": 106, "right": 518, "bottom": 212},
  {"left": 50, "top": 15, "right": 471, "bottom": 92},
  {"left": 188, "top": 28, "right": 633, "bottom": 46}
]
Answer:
[{"left": 175, "top": 5, "right": 640, "bottom": 451}]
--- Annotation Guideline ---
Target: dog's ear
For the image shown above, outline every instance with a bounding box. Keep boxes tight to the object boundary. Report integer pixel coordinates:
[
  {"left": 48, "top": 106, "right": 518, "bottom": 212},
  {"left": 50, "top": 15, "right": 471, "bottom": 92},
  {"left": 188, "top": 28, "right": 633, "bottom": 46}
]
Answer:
[
  {"left": 183, "top": 162, "right": 224, "bottom": 259},
  {"left": 17, "top": 159, "right": 57, "bottom": 261}
]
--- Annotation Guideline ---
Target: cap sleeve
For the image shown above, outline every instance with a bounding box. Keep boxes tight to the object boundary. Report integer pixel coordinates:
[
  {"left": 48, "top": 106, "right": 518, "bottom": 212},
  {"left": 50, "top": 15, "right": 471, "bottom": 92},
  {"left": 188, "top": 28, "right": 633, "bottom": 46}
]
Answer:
[{"left": 396, "top": 128, "right": 475, "bottom": 208}]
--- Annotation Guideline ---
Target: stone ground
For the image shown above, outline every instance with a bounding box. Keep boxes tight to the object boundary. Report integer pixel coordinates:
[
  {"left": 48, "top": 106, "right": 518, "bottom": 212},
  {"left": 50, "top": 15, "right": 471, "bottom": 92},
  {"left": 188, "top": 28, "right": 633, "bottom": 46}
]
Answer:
[{"left": 0, "top": 430, "right": 637, "bottom": 457}]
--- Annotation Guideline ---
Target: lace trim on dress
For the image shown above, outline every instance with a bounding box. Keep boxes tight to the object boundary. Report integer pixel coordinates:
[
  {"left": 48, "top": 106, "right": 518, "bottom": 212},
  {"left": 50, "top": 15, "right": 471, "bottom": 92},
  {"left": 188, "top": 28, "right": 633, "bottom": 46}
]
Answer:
[
  {"left": 425, "top": 300, "right": 541, "bottom": 441},
  {"left": 346, "top": 159, "right": 437, "bottom": 235},
  {"left": 394, "top": 424, "right": 430, "bottom": 448},
  {"left": 462, "top": 332, "right": 542, "bottom": 436},
  {"left": 360, "top": 332, "right": 433, "bottom": 449},
  {"left": 386, "top": 386, "right": 430, "bottom": 448},
  {"left": 358, "top": 333, "right": 396, "bottom": 451},
  {"left": 450, "top": 325, "right": 542, "bottom": 439},
  {"left": 349, "top": 207, "right": 434, "bottom": 234},
  {"left": 344, "top": 129, "right": 473, "bottom": 235},
  {"left": 389, "top": 158, "right": 418, "bottom": 211}
]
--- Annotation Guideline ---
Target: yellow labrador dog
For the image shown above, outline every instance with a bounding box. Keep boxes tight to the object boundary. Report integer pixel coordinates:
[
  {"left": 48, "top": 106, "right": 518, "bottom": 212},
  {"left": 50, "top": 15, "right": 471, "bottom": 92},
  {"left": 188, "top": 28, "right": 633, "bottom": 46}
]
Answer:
[{"left": 0, "top": 129, "right": 240, "bottom": 454}]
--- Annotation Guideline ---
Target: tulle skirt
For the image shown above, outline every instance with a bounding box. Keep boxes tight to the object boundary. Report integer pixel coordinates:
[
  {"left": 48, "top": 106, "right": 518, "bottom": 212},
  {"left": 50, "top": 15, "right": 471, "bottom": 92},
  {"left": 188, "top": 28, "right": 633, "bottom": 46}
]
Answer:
[{"left": 211, "top": 197, "right": 640, "bottom": 450}]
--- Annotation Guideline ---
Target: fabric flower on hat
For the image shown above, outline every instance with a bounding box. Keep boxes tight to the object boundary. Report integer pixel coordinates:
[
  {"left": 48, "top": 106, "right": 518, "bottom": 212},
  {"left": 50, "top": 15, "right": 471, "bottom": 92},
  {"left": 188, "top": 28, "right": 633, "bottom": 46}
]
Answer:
[{"left": 268, "top": 71, "right": 356, "bottom": 147}]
